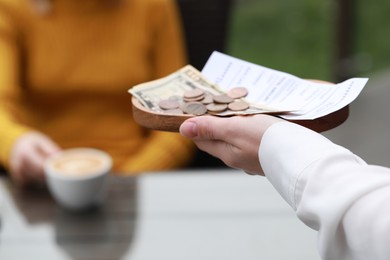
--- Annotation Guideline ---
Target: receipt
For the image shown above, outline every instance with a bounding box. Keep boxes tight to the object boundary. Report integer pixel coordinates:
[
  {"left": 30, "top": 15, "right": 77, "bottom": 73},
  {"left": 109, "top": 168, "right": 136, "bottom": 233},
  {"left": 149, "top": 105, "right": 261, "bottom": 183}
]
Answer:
[{"left": 202, "top": 51, "right": 368, "bottom": 120}]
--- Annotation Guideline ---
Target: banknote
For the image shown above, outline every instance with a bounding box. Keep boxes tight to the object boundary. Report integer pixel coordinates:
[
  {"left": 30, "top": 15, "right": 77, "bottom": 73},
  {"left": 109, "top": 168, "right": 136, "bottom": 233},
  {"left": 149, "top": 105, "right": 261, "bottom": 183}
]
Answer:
[{"left": 129, "top": 65, "right": 284, "bottom": 116}]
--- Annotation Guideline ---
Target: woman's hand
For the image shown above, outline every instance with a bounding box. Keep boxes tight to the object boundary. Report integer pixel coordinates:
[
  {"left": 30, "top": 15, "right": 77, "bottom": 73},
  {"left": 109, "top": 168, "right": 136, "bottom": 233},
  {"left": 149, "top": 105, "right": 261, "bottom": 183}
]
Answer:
[
  {"left": 180, "top": 114, "right": 284, "bottom": 175},
  {"left": 10, "top": 131, "right": 61, "bottom": 186}
]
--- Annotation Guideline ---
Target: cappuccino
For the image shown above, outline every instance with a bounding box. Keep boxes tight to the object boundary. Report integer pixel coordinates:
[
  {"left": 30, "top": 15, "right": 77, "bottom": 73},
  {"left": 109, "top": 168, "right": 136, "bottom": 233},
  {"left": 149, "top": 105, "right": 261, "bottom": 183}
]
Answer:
[
  {"left": 44, "top": 148, "right": 112, "bottom": 210},
  {"left": 52, "top": 152, "right": 105, "bottom": 176},
  {"left": 46, "top": 148, "right": 112, "bottom": 178}
]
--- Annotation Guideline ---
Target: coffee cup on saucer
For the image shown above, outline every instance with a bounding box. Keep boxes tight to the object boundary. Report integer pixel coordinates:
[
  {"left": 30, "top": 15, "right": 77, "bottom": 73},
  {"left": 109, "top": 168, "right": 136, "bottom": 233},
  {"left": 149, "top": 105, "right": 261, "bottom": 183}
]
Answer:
[{"left": 44, "top": 148, "right": 112, "bottom": 211}]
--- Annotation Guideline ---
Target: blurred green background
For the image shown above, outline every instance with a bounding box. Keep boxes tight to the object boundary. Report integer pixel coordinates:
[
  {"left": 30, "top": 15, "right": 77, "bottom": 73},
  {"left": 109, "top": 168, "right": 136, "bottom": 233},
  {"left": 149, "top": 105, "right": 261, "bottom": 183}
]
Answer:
[{"left": 227, "top": 0, "right": 390, "bottom": 82}]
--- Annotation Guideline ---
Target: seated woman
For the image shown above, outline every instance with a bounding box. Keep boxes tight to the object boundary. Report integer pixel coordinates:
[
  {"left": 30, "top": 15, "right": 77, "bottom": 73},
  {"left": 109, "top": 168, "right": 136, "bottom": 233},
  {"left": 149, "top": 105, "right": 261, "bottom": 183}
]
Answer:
[{"left": 0, "top": 0, "right": 195, "bottom": 186}]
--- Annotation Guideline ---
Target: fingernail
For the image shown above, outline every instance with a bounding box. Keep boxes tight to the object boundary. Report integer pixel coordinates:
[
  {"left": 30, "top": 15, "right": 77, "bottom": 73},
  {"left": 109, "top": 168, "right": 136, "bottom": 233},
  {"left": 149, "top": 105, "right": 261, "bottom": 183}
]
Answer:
[{"left": 180, "top": 121, "right": 198, "bottom": 138}]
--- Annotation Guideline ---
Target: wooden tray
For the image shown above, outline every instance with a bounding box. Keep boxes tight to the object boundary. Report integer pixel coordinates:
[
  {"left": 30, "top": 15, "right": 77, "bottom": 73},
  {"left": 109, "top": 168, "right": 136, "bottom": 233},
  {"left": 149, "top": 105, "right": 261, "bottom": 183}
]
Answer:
[{"left": 131, "top": 96, "right": 349, "bottom": 133}]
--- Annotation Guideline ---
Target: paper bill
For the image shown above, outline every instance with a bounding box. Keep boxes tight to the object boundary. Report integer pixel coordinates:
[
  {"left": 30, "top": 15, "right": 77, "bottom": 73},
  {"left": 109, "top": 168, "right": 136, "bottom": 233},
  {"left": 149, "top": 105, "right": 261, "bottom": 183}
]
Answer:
[
  {"left": 129, "top": 65, "right": 283, "bottom": 116},
  {"left": 202, "top": 51, "right": 369, "bottom": 120}
]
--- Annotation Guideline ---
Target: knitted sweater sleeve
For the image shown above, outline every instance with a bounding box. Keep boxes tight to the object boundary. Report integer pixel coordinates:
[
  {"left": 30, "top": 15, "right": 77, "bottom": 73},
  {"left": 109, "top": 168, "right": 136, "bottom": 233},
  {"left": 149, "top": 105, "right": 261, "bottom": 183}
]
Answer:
[{"left": 0, "top": 6, "right": 31, "bottom": 169}]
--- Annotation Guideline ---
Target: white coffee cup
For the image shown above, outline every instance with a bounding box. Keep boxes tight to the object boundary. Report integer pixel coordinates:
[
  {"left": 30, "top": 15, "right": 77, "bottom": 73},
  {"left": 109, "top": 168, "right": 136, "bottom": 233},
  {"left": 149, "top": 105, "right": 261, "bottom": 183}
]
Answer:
[{"left": 44, "top": 148, "right": 112, "bottom": 211}]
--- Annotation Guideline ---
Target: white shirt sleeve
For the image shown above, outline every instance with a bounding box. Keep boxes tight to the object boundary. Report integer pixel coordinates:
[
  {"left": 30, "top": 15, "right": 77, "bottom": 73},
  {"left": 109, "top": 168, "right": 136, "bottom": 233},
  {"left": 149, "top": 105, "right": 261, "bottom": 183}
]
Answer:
[{"left": 259, "top": 121, "right": 390, "bottom": 260}]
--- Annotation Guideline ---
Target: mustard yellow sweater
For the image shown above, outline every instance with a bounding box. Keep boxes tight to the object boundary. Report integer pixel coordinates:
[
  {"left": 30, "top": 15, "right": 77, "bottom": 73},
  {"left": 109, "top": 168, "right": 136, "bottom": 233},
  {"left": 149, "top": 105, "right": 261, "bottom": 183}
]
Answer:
[{"left": 0, "top": 0, "right": 195, "bottom": 174}]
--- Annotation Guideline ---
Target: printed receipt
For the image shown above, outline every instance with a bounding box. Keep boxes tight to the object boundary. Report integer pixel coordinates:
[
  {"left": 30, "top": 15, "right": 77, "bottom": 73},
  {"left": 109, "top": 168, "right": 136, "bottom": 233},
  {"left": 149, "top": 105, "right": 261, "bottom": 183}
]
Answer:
[{"left": 201, "top": 51, "right": 368, "bottom": 120}]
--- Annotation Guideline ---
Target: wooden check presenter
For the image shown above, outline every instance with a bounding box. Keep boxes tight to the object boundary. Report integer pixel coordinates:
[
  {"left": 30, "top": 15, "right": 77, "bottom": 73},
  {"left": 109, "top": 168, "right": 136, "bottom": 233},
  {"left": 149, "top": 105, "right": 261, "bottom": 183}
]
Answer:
[{"left": 130, "top": 66, "right": 349, "bottom": 133}]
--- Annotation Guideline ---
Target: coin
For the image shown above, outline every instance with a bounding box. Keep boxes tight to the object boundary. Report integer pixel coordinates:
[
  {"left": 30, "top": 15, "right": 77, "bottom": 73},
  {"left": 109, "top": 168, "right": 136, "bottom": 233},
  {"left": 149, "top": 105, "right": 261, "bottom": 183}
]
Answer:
[
  {"left": 182, "top": 102, "right": 207, "bottom": 115},
  {"left": 183, "top": 89, "right": 205, "bottom": 99},
  {"left": 158, "top": 99, "right": 180, "bottom": 110},
  {"left": 163, "top": 108, "right": 183, "bottom": 115},
  {"left": 228, "top": 100, "right": 250, "bottom": 111},
  {"left": 158, "top": 86, "right": 251, "bottom": 116},
  {"left": 183, "top": 95, "right": 205, "bottom": 102},
  {"left": 201, "top": 94, "right": 214, "bottom": 104},
  {"left": 206, "top": 103, "right": 228, "bottom": 113},
  {"left": 213, "top": 94, "right": 234, "bottom": 104},
  {"left": 227, "top": 87, "right": 248, "bottom": 99}
]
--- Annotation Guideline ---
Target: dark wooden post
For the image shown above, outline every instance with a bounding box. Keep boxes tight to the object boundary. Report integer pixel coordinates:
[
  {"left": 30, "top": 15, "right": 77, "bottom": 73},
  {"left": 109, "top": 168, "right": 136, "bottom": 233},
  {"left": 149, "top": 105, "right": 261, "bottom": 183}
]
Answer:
[
  {"left": 334, "top": 0, "right": 356, "bottom": 81},
  {"left": 177, "top": 0, "right": 233, "bottom": 70},
  {"left": 177, "top": 0, "right": 233, "bottom": 168}
]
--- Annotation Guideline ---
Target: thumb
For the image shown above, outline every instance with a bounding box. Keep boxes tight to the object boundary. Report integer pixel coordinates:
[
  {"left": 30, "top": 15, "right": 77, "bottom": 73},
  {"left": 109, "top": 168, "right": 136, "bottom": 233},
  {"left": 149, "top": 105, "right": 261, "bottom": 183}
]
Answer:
[
  {"left": 180, "top": 116, "right": 223, "bottom": 141},
  {"left": 179, "top": 120, "right": 199, "bottom": 139}
]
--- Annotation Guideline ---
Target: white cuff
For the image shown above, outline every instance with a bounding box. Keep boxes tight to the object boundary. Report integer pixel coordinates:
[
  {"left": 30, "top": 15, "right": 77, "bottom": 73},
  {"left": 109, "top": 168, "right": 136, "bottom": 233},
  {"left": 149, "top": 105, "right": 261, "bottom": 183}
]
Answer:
[{"left": 259, "top": 122, "right": 350, "bottom": 209}]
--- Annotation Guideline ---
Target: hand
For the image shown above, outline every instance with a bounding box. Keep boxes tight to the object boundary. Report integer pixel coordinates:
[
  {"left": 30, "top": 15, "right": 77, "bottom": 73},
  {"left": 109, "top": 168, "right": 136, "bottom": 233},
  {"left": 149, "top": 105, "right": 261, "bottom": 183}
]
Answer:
[
  {"left": 179, "top": 114, "right": 284, "bottom": 175},
  {"left": 9, "top": 131, "right": 61, "bottom": 186}
]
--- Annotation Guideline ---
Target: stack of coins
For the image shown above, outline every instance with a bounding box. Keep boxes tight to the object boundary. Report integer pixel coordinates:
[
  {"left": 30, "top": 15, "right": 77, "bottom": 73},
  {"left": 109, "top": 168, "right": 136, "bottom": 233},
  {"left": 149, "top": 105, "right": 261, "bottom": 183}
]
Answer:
[{"left": 158, "top": 87, "right": 250, "bottom": 116}]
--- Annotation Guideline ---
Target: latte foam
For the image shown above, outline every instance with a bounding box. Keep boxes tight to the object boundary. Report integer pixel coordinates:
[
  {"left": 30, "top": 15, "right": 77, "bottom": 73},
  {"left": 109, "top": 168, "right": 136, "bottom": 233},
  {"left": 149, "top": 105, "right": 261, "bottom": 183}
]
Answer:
[
  {"left": 53, "top": 156, "right": 104, "bottom": 176},
  {"left": 46, "top": 148, "right": 112, "bottom": 177}
]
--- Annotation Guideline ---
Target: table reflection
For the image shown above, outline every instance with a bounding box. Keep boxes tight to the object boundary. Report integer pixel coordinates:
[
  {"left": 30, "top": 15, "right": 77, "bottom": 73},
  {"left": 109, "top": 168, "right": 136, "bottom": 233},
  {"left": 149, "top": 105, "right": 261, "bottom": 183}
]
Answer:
[
  {"left": 0, "top": 175, "right": 138, "bottom": 260},
  {"left": 0, "top": 170, "right": 320, "bottom": 260}
]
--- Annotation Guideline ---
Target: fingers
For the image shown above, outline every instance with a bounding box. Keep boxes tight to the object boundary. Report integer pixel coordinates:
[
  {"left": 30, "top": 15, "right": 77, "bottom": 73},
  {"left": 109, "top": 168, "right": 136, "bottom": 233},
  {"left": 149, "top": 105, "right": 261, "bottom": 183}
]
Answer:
[
  {"left": 10, "top": 131, "right": 61, "bottom": 186},
  {"left": 181, "top": 114, "right": 284, "bottom": 145},
  {"left": 193, "top": 138, "right": 263, "bottom": 174},
  {"left": 11, "top": 143, "right": 47, "bottom": 186},
  {"left": 25, "top": 148, "right": 47, "bottom": 180},
  {"left": 180, "top": 115, "right": 283, "bottom": 176},
  {"left": 35, "top": 134, "right": 61, "bottom": 156},
  {"left": 194, "top": 139, "right": 231, "bottom": 163},
  {"left": 180, "top": 117, "right": 236, "bottom": 166}
]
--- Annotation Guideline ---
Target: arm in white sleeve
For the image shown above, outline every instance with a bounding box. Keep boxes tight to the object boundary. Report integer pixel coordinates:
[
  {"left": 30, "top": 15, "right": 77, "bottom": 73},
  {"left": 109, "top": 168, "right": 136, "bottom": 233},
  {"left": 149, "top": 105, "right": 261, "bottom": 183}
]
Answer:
[{"left": 260, "top": 121, "right": 390, "bottom": 260}]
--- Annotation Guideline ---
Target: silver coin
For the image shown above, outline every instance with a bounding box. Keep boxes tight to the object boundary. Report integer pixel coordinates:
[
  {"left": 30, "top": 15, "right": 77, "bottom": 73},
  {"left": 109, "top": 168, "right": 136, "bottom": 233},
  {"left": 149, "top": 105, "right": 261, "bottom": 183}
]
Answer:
[
  {"left": 182, "top": 102, "right": 207, "bottom": 115},
  {"left": 158, "top": 99, "right": 180, "bottom": 110},
  {"left": 206, "top": 103, "right": 228, "bottom": 113}
]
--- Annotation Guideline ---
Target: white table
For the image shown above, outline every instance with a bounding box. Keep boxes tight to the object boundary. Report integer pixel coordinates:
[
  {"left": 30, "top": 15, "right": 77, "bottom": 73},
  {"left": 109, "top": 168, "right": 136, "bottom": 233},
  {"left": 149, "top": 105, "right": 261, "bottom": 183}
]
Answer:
[{"left": 0, "top": 169, "right": 319, "bottom": 260}]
